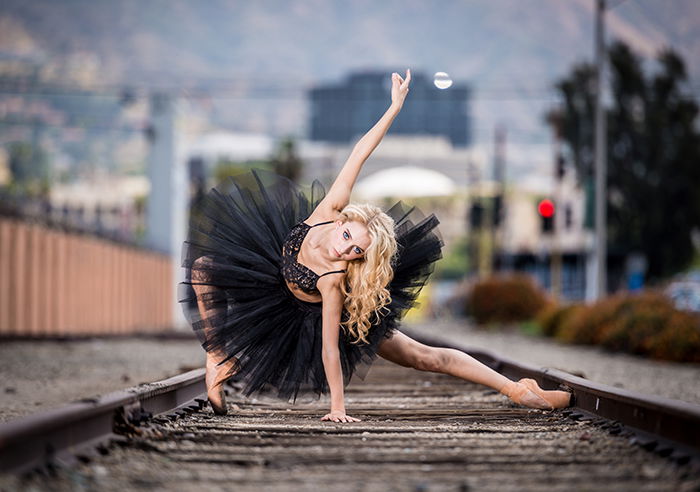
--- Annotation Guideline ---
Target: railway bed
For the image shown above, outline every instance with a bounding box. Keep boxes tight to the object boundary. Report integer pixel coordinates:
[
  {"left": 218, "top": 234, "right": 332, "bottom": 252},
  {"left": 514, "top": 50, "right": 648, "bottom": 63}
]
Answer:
[{"left": 3, "top": 357, "right": 700, "bottom": 491}]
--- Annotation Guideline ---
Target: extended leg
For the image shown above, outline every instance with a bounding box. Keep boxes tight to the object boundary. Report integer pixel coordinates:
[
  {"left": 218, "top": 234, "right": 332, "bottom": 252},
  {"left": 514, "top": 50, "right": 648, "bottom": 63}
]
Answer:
[{"left": 377, "top": 331, "right": 569, "bottom": 409}]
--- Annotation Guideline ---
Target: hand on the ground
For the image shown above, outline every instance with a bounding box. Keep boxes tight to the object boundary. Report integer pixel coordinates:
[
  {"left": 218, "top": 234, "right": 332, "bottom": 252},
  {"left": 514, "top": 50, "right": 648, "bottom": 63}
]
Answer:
[{"left": 321, "top": 410, "right": 361, "bottom": 423}]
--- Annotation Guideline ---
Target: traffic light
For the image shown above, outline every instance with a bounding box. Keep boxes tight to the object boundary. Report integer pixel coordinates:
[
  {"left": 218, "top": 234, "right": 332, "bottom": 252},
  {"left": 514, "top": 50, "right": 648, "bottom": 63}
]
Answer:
[
  {"left": 492, "top": 195, "right": 503, "bottom": 227},
  {"left": 556, "top": 154, "right": 566, "bottom": 180},
  {"left": 538, "top": 199, "right": 555, "bottom": 233},
  {"left": 469, "top": 202, "right": 484, "bottom": 229}
]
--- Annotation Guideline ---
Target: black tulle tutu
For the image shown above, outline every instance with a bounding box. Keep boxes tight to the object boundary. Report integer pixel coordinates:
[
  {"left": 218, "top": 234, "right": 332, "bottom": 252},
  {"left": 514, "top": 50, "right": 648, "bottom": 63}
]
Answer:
[{"left": 178, "top": 169, "right": 443, "bottom": 401}]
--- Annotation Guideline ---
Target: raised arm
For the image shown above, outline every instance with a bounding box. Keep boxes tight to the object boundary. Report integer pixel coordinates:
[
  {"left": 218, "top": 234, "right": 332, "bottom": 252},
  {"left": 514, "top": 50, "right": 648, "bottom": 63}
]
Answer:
[{"left": 312, "top": 70, "right": 411, "bottom": 218}]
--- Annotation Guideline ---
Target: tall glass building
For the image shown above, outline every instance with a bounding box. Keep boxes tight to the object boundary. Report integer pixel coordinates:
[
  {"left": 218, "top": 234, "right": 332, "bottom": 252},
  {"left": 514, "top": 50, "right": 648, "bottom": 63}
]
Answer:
[{"left": 309, "top": 71, "right": 471, "bottom": 147}]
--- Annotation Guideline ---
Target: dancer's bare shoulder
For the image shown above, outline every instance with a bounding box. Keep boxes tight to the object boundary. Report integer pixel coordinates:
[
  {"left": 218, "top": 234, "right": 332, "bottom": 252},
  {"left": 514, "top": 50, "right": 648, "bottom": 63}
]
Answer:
[{"left": 304, "top": 203, "right": 341, "bottom": 226}]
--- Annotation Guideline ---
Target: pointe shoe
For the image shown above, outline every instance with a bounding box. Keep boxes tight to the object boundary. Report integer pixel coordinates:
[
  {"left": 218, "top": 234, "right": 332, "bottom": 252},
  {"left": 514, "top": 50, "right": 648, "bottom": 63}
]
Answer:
[
  {"left": 499, "top": 380, "right": 553, "bottom": 410},
  {"left": 207, "top": 383, "right": 227, "bottom": 416},
  {"left": 519, "top": 378, "right": 571, "bottom": 409},
  {"left": 205, "top": 356, "right": 236, "bottom": 415}
]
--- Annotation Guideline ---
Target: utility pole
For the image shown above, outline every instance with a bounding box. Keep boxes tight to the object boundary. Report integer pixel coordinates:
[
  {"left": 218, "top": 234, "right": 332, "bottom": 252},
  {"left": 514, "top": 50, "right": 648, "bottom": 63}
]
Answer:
[
  {"left": 145, "top": 92, "right": 188, "bottom": 328},
  {"left": 477, "top": 125, "right": 506, "bottom": 278},
  {"left": 594, "top": 0, "right": 607, "bottom": 299},
  {"left": 587, "top": 0, "right": 607, "bottom": 301},
  {"left": 551, "top": 134, "right": 564, "bottom": 299},
  {"left": 478, "top": 187, "right": 492, "bottom": 278},
  {"left": 492, "top": 125, "right": 506, "bottom": 272},
  {"left": 466, "top": 158, "right": 481, "bottom": 278}
]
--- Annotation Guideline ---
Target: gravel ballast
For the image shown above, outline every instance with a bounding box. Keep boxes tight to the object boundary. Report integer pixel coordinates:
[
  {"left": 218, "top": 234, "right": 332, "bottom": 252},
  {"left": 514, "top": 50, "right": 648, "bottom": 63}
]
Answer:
[
  {"left": 1, "top": 319, "right": 699, "bottom": 425},
  {"left": 0, "top": 336, "right": 202, "bottom": 424}
]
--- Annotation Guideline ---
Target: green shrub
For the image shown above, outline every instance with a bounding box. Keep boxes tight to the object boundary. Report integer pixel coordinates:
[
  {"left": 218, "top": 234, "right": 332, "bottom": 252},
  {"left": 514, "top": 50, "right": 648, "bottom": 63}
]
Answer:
[
  {"left": 599, "top": 306, "right": 665, "bottom": 353},
  {"left": 468, "top": 281, "right": 700, "bottom": 363},
  {"left": 648, "top": 310, "right": 700, "bottom": 362},
  {"left": 434, "top": 236, "right": 469, "bottom": 280},
  {"left": 520, "top": 319, "right": 544, "bottom": 336},
  {"left": 535, "top": 303, "right": 559, "bottom": 337},
  {"left": 554, "top": 294, "right": 628, "bottom": 345},
  {"left": 537, "top": 303, "right": 584, "bottom": 338},
  {"left": 550, "top": 290, "right": 700, "bottom": 363},
  {"left": 467, "top": 274, "right": 547, "bottom": 326},
  {"left": 596, "top": 292, "right": 675, "bottom": 353}
]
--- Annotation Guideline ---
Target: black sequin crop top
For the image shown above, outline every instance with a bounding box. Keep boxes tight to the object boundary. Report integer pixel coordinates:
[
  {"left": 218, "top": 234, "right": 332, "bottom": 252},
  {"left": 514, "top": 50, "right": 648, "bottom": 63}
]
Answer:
[{"left": 281, "top": 221, "right": 346, "bottom": 294}]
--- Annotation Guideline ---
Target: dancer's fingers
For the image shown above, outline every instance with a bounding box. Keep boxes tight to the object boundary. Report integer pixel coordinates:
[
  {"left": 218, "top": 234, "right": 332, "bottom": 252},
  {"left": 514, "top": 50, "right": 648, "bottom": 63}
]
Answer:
[
  {"left": 401, "top": 69, "right": 411, "bottom": 89},
  {"left": 321, "top": 413, "right": 360, "bottom": 423}
]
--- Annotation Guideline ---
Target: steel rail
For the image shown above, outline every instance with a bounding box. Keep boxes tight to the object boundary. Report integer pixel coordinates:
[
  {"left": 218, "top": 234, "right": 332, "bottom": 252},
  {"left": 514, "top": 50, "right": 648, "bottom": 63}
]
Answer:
[
  {"left": 0, "top": 369, "right": 205, "bottom": 474},
  {"left": 405, "top": 328, "right": 700, "bottom": 461},
  {"left": 2, "top": 329, "right": 700, "bottom": 474}
]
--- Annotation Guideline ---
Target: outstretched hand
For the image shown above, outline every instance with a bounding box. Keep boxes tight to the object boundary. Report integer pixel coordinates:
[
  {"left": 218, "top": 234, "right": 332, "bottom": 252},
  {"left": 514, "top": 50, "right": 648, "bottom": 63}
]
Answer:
[
  {"left": 391, "top": 69, "right": 411, "bottom": 108},
  {"left": 321, "top": 410, "right": 361, "bottom": 423}
]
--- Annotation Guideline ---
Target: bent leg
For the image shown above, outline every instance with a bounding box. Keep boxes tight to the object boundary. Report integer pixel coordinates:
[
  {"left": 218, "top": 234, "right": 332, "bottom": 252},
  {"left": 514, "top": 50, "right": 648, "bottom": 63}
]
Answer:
[
  {"left": 191, "top": 257, "right": 238, "bottom": 371},
  {"left": 191, "top": 256, "right": 238, "bottom": 414}
]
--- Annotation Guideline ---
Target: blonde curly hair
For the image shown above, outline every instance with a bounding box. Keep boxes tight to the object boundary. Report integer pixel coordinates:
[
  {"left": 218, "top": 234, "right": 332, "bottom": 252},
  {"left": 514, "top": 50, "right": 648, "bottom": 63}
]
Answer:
[{"left": 338, "top": 203, "right": 398, "bottom": 344}]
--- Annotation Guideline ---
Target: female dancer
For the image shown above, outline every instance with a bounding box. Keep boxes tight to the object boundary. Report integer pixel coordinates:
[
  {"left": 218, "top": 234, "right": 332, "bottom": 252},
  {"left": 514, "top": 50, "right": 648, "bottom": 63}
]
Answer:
[{"left": 181, "top": 69, "right": 571, "bottom": 423}]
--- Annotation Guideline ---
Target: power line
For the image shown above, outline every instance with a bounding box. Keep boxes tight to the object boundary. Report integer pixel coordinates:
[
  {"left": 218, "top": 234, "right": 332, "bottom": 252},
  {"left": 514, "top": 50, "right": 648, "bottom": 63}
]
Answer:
[
  {"left": 1, "top": 83, "right": 697, "bottom": 103},
  {"left": 0, "top": 118, "right": 146, "bottom": 135},
  {"left": 608, "top": 0, "right": 630, "bottom": 9}
]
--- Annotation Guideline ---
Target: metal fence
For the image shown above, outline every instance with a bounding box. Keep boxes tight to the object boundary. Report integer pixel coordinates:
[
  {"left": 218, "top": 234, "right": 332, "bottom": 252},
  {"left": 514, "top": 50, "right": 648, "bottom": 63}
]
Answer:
[
  {"left": 0, "top": 191, "right": 145, "bottom": 247},
  {"left": 0, "top": 217, "right": 172, "bottom": 337}
]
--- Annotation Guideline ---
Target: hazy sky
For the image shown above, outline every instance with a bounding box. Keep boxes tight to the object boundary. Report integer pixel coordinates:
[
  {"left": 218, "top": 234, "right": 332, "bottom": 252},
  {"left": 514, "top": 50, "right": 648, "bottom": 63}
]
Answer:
[{"left": 1, "top": 0, "right": 698, "bottom": 187}]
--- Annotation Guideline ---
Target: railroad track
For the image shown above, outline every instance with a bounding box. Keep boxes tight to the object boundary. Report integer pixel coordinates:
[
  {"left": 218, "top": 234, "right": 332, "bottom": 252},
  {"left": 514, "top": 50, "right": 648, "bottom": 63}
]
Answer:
[{"left": 1, "top": 330, "right": 699, "bottom": 491}]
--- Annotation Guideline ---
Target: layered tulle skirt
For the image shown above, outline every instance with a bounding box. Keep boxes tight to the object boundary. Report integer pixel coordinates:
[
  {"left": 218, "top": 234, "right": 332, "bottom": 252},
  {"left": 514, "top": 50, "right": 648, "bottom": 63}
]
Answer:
[{"left": 179, "top": 170, "right": 443, "bottom": 401}]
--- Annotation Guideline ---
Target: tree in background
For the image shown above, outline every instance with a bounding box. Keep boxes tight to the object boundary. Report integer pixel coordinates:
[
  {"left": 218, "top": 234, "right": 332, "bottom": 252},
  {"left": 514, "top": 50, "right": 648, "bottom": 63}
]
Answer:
[
  {"left": 271, "top": 138, "right": 303, "bottom": 183},
  {"left": 213, "top": 159, "right": 265, "bottom": 186},
  {"left": 211, "top": 137, "right": 304, "bottom": 186},
  {"left": 6, "top": 141, "right": 50, "bottom": 196},
  {"left": 548, "top": 41, "right": 700, "bottom": 282}
]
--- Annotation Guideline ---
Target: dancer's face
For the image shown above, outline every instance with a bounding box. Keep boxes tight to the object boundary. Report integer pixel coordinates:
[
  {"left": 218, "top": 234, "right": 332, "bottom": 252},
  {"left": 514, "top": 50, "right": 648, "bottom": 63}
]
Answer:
[{"left": 330, "top": 220, "right": 371, "bottom": 261}]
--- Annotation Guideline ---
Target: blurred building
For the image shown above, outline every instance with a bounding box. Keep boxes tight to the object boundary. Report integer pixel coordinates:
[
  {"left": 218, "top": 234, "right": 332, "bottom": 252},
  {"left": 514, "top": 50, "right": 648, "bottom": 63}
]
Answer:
[
  {"left": 186, "top": 132, "right": 275, "bottom": 165},
  {"left": 472, "top": 172, "right": 590, "bottom": 300},
  {"left": 294, "top": 135, "right": 481, "bottom": 251},
  {"left": 48, "top": 173, "right": 149, "bottom": 240},
  {"left": 299, "top": 135, "right": 476, "bottom": 188},
  {"left": 309, "top": 71, "right": 471, "bottom": 147}
]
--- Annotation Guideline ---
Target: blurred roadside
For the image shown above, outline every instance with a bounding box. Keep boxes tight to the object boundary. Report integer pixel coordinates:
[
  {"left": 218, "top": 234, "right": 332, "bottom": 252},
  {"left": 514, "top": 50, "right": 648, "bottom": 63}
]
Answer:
[
  {"left": 0, "top": 335, "right": 201, "bottom": 424},
  {"left": 406, "top": 319, "right": 700, "bottom": 406},
  {"left": 665, "top": 269, "right": 700, "bottom": 314},
  {"left": 2, "top": 318, "right": 699, "bottom": 427}
]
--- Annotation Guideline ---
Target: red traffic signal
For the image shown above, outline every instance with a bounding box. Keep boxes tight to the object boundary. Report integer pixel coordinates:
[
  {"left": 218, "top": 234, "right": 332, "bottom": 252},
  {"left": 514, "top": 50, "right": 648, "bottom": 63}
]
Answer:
[{"left": 538, "top": 199, "right": 555, "bottom": 218}]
